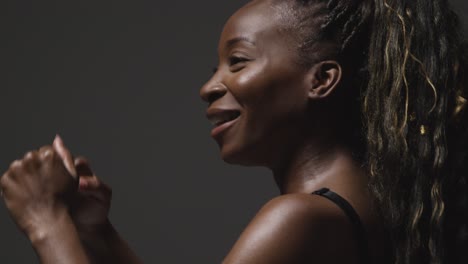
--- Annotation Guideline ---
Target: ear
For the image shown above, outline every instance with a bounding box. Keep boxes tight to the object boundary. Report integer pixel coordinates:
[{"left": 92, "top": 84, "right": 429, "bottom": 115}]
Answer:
[{"left": 306, "top": 61, "right": 342, "bottom": 100}]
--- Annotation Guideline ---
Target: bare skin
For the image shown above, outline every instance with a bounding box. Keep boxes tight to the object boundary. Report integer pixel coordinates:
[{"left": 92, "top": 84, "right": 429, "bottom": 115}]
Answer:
[
  {"left": 0, "top": 138, "right": 90, "bottom": 264},
  {"left": 1, "top": 0, "right": 388, "bottom": 263},
  {"left": 1, "top": 136, "right": 143, "bottom": 264},
  {"left": 201, "top": 2, "right": 387, "bottom": 261}
]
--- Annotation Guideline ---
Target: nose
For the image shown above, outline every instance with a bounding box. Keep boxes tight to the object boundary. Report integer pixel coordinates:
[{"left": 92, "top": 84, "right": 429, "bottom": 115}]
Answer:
[{"left": 200, "top": 78, "right": 227, "bottom": 105}]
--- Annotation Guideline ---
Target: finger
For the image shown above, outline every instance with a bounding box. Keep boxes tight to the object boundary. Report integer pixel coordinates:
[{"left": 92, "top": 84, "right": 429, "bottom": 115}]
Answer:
[
  {"left": 0, "top": 171, "right": 17, "bottom": 199},
  {"left": 8, "top": 159, "right": 23, "bottom": 176},
  {"left": 53, "top": 135, "right": 77, "bottom": 178},
  {"left": 9, "top": 159, "right": 22, "bottom": 171},
  {"left": 23, "top": 150, "right": 38, "bottom": 161},
  {"left": 74, "top": 157, "right": 94, "bottom": 177},
  {"left": 76, "top": 189, "right": 111, "bottom": 204},
  {"left": 22, "top": 151, "right": 40, "bottom": 170},
  {"left": 74, "top": 157, "right": 90, "bottom": 167},
  {"left": 38, "top": 145, "right": 54, "bottom": 156},
  {"left": 79, "top": 176, "right": 99, "bottom": 189},
  {"left": 78, "top": 176, "right": 112, "bottom": 200},
  {"left": 79, "top": 176, "right": 111, "bottom": 193},
  {"left": 0, "top": 171, "right": 10, "bottom": 198}
]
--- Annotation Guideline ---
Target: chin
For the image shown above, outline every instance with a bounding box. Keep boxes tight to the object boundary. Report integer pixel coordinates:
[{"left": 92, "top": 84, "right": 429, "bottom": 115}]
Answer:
[{"left": 219, "top": 141, "right": 267, "bottom": 167}]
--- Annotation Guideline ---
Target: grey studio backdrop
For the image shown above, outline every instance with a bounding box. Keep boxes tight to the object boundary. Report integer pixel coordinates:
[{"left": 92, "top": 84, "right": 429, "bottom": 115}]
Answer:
[{"left": 0, "top": 0, "right": 466, "bottom": 263}]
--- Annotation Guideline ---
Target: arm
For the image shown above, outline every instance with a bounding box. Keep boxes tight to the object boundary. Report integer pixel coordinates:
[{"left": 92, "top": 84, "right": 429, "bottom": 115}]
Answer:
[
  {"left": 1, "top": 136, "right": 140, "bottom": 264},
  {"left": 30, "top": 208, "right": 90, "bottom": 264},
  {"left": 0, "top": 142, "right": 91, "bottom": 264},
  {"left": 77, "top": 220, "right": 143, "bottom": 264},
  {"left": 223, "top": 193, "right": 360, "bottom": 264}
]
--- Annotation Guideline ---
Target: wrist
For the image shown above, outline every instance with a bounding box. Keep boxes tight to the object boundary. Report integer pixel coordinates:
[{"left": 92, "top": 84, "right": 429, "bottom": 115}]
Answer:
[
  {"left": 76, "top": 218, "right": 121, "bottom": 257},
  {"left": 76, "top": 219, "right": 126, "bottom": 263},
  {"left": 27, "top": 204, "right": 71, "bottom": 246},
  {"left": 76, "top": 218, "right": 114, "bottom": 241},
  {"left": 28, "top": 207, "right": 91, "bottom": 264}
]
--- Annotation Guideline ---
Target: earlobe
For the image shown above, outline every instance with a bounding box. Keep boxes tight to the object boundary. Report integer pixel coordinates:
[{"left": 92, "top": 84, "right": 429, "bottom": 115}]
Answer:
[{"left": 307, "top": 61, "right": 342, "bottom": 100}]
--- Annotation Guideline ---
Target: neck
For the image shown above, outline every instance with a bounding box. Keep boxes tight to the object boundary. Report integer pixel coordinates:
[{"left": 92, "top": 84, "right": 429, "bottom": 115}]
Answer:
[{"left": 272, "top": 136, "right": 367, "bottom": 195}]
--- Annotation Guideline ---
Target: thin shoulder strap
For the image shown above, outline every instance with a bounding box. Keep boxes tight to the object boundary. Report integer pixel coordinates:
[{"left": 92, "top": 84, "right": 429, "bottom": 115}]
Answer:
[{"left": 312, "top": 188, "right": 370, "bottom": 264}]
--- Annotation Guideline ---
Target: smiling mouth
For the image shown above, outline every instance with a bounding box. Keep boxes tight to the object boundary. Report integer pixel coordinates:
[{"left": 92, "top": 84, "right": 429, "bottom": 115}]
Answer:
[{"left": 209, "top": 111, "right": 241, "bottom": 127}]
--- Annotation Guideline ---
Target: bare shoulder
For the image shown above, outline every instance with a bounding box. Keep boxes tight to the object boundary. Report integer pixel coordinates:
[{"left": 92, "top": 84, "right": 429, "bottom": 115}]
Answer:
[{"left": 223, "top": 193, "right": 360, "bottom": 264}]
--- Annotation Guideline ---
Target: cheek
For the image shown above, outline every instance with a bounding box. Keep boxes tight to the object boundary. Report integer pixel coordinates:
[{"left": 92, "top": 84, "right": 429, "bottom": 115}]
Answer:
[
  {"left": 231, "top": 62, "right": 269, "bottom": 102},
  {"left": 228, "top": 63, "right": 308, "bottom": 149},
  {"left": 232, "top": 62, "right": 307, "bottom": 120},
  {"left": 220, "top": 64, "right": 308, "bottom": 165}
]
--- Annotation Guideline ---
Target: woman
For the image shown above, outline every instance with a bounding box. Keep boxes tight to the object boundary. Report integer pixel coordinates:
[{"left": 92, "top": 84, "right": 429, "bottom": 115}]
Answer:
[{"left": 1, "top": 0, "right": 467, "bottom": 263}]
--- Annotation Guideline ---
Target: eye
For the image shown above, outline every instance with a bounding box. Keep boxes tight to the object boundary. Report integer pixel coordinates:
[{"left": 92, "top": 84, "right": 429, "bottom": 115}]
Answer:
[
  {"left": 229, "top": 56, "right": 248, "bottom": 66},
  {"left": 228, "top": 55, "right": 250, "bottom": 72}
]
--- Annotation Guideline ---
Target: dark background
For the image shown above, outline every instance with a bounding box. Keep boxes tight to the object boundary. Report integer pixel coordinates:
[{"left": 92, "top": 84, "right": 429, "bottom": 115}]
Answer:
[{"left": 0, "top": 1, "right": 466, "bottom": 263}]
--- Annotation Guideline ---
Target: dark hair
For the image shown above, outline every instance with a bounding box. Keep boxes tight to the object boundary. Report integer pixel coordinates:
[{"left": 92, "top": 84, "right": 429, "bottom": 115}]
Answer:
[{"left": 276, "top": 0, "right": 468, "bottom": 263}]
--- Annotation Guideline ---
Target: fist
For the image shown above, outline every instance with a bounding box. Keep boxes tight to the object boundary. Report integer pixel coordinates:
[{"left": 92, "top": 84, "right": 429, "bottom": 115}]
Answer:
[
  {"left": 1, "top": 143, "right": 78, "bottom": 240},
  {"left": 71, "top": 157, "right": 112, "bottom": 233}
]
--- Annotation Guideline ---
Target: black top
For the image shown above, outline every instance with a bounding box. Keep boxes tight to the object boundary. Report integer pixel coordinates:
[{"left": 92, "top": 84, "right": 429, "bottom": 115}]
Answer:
[{"left": 312, "top": 188, "right": 370, "bottom": 264}]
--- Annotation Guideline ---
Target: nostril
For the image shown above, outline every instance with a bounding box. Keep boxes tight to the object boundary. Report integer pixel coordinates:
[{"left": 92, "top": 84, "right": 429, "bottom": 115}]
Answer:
[
  {"left": 200, "top": 82, "right": 228, "bottom": 104},
  {"left": 208, "top": 91, "right": 225, "bottom": 104}
]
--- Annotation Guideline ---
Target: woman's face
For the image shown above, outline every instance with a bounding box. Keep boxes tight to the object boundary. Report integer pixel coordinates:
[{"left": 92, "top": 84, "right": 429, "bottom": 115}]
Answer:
[{"left": 200, "top": 1, "right": 311, "bottom": 167}]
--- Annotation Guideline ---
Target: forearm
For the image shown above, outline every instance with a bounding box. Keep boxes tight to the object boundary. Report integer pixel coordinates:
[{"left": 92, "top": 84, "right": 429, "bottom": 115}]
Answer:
[
  {"left": 79, "top": 220, "right": 143, "bottom": 264},
  {"left": 30, "top": 210, "right": 90, "bottom": 264}
]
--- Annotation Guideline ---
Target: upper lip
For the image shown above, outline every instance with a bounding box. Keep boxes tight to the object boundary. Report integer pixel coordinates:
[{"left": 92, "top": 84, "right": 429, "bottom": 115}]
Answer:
[{"left": 206, "top": 108, "right": 241, "bottom": 126}]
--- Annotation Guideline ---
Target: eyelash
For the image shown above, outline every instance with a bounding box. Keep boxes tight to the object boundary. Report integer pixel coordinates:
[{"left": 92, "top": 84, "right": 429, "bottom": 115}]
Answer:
[
  {"left": 211, "top": 56, "right": 249, "bottom": 75},
  {"left": 229, "top": 56, "right": 248, "bottom": 66}
]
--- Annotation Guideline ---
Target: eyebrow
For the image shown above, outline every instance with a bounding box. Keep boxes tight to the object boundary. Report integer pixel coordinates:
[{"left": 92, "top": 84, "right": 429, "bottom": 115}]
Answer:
[{"left": 225, "top": 36, "right": 256, "bottom": 49}]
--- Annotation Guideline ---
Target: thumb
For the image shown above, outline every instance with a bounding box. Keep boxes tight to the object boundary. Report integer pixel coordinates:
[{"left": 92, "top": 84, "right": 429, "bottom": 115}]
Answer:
[{"left": 53, "top": 134, "right": 78, "bottom": 178}]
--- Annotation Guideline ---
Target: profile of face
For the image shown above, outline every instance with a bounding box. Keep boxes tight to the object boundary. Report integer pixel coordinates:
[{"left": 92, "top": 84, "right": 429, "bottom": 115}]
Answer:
[{"left": 200, "top": 0, "right": 340, "bottom": 168}]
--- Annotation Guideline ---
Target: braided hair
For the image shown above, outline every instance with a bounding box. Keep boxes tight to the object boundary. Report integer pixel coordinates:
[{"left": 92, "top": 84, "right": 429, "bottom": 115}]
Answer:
[{"left": 272, "top": 0, "right": 468, "bottom": 263}]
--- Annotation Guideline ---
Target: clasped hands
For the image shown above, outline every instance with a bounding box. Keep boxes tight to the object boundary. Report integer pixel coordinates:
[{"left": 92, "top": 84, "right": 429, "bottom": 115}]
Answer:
[{"left": 0, "top": 136, "right": 112, "bottom": 243}]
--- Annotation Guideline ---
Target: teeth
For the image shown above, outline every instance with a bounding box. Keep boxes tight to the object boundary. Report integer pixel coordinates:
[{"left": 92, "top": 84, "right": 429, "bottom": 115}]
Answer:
[{"left": 209, "top": 112, "right": 240, "bottom": 126}]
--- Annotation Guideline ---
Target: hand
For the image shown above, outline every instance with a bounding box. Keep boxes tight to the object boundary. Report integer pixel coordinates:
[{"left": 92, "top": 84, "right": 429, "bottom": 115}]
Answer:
[
  {"left": 0, "top": 137, "right": 78, "bottom": 242},
  {"left": 51, "top": 137, "right": 112, "bottom": 235},
  {"left": 52, "top": 137, "right": 141, "bottom": 264},
  {"left": 71, "top": 157, "right": 112, "bottom": 234}
]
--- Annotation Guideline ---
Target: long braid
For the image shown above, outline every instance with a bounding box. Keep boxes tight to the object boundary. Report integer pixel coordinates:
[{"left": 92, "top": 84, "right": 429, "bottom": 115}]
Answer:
[
  {"left": 274, "top": 0, "right": 468, "bottom": 262},
  {"left": 367, "top": 1, "right": 466, "bottom": 263}
]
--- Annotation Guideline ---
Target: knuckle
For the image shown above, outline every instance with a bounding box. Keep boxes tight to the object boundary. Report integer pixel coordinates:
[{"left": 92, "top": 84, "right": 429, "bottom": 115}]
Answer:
[
  {"left": 23, "top": 151, "right": 38, "bottom": 162},
  {"left": 39, "top": 146, "right": 55, "bottom": 160},
  {"left": 0, "top": 172, "right": 8, "bottom": 187},
  {"left": 9, "top": 160, "right": 22, "bottom": 170},
  {"left": 75, "top": 156, "right": 89, "bottom": 164},
  {"left": 0, "top": 172, "right": 13, "bottom": 192}
]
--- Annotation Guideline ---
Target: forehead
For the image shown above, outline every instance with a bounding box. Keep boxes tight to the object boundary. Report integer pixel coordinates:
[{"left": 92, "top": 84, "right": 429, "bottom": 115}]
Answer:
[{"left": 219, "top": 1, "right": 292, "bottom": 50}]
